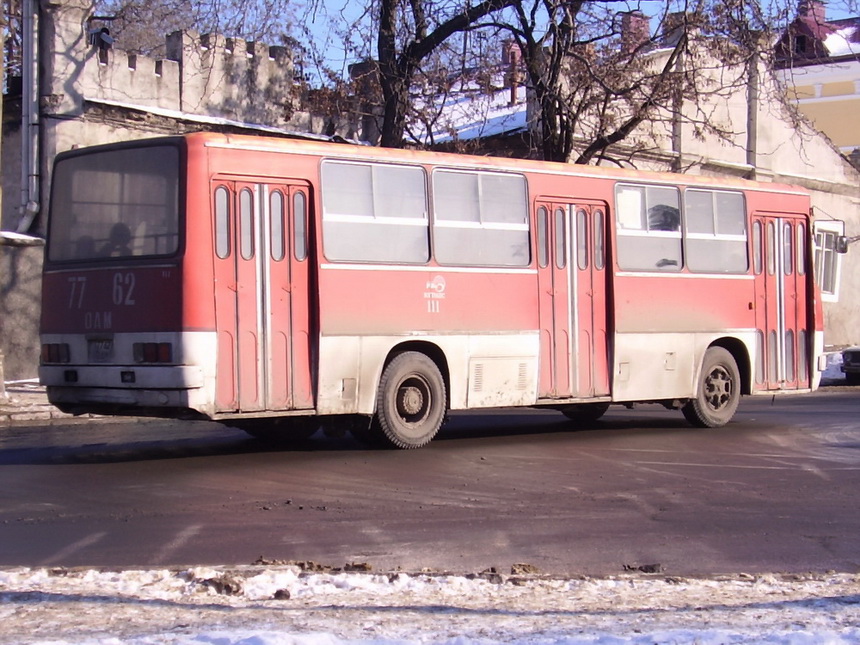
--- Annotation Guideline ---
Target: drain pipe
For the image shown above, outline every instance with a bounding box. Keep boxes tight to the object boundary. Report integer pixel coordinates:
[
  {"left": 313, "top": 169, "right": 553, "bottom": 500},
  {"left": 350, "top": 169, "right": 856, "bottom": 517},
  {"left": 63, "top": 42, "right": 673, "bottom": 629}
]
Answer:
[{"left": 17, "top": 0, "right": 40, "bottom": 234}]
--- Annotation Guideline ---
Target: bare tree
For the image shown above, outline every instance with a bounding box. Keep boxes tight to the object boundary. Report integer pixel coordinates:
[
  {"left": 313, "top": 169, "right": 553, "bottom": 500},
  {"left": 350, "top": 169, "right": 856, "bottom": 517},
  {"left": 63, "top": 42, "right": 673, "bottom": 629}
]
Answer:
[
  {"left": 373, "top": 0, "right": 518, "bottom": 147},
  {"left": 477, "top": 0, "right": 780, "bottom": 165},
  {"left": 3, "top": 0, "right": 22, "bottom": 80}
]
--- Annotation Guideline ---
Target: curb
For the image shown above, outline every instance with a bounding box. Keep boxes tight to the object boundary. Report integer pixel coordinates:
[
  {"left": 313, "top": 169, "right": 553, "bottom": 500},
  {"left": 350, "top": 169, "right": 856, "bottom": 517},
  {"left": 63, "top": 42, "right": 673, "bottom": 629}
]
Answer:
[{"left": 0, "top": 381, "right": 82, "bottom": 426}]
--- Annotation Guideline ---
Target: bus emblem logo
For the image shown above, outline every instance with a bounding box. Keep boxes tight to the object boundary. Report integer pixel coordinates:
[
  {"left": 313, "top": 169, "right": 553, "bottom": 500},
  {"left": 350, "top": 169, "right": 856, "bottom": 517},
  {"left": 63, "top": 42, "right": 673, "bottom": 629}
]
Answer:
[{"left": 424, "top": 276, "right": 446, "bottom": 313}]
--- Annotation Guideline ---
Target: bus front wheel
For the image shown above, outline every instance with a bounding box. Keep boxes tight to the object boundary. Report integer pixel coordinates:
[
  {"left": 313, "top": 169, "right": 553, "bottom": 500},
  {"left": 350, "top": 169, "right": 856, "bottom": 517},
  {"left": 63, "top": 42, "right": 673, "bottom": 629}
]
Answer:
[
  {"left": 682, "top": 347, "right": 741, "bottom": 428},
  {"left": 373, "top": 352, "right": 447, "bottom": 449}
]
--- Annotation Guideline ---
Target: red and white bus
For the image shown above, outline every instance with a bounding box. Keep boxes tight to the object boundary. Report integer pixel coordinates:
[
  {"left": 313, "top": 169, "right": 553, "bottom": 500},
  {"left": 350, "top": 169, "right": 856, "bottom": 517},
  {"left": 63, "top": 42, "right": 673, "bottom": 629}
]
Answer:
[{"left": 39, "top": 132, "right": 824, "bottom": 448}]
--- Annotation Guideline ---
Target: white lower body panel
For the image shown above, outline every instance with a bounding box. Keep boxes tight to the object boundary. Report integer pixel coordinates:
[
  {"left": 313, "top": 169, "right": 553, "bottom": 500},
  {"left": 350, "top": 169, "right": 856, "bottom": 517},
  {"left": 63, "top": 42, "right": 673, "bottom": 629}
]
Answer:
[
  {"left": 316, "top": 332, "right": 541, "bottom": 415},
  {"left": 612, "top": 331, "right": 756, "bottom": 402}
]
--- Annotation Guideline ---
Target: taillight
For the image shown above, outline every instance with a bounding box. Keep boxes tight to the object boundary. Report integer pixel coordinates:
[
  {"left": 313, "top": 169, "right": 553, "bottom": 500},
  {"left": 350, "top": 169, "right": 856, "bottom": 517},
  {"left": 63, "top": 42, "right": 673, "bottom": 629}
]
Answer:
[
  {"left": 133, "top": 342, "right": 173, "bottom": 364},
  {"left": 41, "top": 343, "right": 70, "bottom": 364}
]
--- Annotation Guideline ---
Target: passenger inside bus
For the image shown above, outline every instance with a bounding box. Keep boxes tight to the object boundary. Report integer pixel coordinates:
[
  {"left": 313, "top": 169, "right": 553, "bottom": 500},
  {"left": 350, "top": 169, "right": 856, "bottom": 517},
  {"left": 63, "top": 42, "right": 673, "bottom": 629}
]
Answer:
[
  {"left": 99, "top": 222, "right": 133, "bottom": 257},
  {"left": 647, "top": 204, "right": 680, "bottom": 231}
]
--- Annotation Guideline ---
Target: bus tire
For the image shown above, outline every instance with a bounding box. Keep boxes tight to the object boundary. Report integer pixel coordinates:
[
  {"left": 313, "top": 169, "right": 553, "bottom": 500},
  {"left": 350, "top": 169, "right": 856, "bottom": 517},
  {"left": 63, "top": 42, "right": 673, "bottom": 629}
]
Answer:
[
  {"left": 682, "top": 347, "right": 741, "bottom": 428},
  {"left": 562, "top": 402, "right": 610, "bottom": 424},
  {"left": 373, "top": 352, "right": 447, "bottom": 449}
]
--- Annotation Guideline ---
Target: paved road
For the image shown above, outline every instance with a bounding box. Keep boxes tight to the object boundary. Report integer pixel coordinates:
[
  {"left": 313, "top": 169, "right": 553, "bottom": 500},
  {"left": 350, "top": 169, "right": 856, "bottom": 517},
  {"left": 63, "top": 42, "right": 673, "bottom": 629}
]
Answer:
[{"left": 0, "top": 390, "right": 858, "bottom": 577}]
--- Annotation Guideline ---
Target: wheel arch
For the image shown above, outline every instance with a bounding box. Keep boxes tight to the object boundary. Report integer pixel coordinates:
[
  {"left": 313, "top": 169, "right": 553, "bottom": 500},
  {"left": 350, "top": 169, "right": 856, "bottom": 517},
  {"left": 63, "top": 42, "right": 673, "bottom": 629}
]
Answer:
[
  {"left": 379, "top": 341, "right": 451, "bottom": 410},
  {"left": 707, "top": 337, "right": 752, "bottom": 396}
]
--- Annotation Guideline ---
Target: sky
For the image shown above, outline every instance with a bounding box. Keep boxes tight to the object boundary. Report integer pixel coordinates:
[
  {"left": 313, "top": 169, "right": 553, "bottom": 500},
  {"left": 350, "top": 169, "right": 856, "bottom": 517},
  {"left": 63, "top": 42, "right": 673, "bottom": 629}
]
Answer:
[{"left": 297, "top": 0, "right": 860, "bottom": 85}]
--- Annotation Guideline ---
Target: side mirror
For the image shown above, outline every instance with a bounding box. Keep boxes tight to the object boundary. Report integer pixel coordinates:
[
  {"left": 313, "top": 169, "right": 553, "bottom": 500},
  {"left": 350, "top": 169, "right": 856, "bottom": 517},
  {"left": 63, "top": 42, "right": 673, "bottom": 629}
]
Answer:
[{"left": 836, "top": 236, "right": 850, "bottom": 254}]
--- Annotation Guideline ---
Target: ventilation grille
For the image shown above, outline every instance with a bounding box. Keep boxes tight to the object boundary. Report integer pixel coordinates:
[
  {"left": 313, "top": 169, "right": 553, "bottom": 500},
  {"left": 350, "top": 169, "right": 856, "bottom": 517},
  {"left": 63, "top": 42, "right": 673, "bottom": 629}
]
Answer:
[{"left": 473, "top": 363, "right": 484, "bottom": 392}]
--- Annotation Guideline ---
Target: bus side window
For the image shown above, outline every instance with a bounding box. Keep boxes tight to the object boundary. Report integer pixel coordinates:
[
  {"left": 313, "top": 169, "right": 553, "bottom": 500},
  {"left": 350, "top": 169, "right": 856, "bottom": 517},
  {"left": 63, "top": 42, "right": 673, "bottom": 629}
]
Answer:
[
  {"left": 684, "top": 190, "right": 748, "bottom": 274},
  {"left": 784, "top": 222, "right": 793, "bottom": 276},
  {"left": 433, "top": 170, "right": 529, "bottom": 267},
  {"left": 294, "top": 191, "right": 308, "bottom": 261},
  {"left": 537, "top": 206, "right": 549, "bottom": 268},
  {"left": 797, "top": 222, "right": 806, "bottom": 276},
  {"left": 214, "top": 185, "right": 231, "bottom": 259},
  {"left": 322, "top": 160, "right": 429, "bottom": 264},
  {"left": 767, "top": 221, "right": 776, "bottom": 275},
  {"left": 615, "top": 184, "right": 682, "bottom": 272},
  {"left": 555, "top": 207, "right": 566, "bottom": 269},
  {"left": 239, "top": 188, "right": 255, "bottom": 260},
  {"left": 594, "top": 209, "right": 605, "bottom": 271},
  {"left": 753, "top": 220, "right": 762, "bottom": 275},
  {"left": 270, "top": 189, "right": 285, "bottom": 262},
  {"left": 576, "top": 208, "right": 588, "bottom": 270}
]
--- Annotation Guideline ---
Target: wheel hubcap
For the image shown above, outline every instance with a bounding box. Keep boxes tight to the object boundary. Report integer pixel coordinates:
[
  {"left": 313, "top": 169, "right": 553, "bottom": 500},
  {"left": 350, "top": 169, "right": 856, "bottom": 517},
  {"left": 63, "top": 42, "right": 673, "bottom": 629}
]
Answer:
[
  {"left": 704, "top": 366, "right": 732, "bottom": 411},
  {"left": 396, "top": 376, "right": 430, "bottom": 424},
  {"left": 399, "top": 386, "right": 424, "bottom": 416}
]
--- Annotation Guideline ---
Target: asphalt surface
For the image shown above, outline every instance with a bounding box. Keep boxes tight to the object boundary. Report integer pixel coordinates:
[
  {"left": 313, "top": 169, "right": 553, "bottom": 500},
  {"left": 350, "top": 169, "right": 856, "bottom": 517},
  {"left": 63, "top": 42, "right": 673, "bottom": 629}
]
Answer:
[{"left": 1, "top": 384, "right": 858, "bottom": 577}]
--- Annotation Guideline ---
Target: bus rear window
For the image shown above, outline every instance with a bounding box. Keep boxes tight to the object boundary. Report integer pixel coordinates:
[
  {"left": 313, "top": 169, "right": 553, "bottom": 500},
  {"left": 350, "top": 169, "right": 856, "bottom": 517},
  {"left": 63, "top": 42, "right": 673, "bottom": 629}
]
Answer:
[{"left": 47, "top": 145, "right": 180, "bottom": 262}]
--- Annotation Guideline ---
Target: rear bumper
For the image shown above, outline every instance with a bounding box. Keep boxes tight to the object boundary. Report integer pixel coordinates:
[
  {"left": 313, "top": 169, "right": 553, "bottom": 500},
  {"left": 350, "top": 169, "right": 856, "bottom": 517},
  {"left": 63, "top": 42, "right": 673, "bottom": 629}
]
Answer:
[{"left": 40, "top": 365, "right": 204, "bottom": 389}]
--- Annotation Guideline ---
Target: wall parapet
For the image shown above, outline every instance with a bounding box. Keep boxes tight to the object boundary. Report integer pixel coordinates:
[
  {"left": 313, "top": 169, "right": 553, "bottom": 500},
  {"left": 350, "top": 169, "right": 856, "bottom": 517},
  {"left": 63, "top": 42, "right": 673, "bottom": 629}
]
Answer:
[{"left": 43, "top": 0, "right": 296, "bottom": 128}]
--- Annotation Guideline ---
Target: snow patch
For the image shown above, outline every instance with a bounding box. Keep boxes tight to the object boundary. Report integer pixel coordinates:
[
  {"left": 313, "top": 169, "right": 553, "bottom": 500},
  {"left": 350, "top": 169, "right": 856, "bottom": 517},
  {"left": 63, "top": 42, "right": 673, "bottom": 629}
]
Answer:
[
  {"left": 824, "top": 27, "right": 860, "bottom": 57},
  {"left": 1, "top": 567, "right": 859, "bottom": 644}
]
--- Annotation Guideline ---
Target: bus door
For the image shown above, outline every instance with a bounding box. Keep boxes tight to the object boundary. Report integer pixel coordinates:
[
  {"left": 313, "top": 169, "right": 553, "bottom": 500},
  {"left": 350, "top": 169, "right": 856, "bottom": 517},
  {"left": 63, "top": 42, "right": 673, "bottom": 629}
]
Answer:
[
  {"left": 752, "top": 214, "right": 810, "bottom": 390},
  {"left": 536, "top": 200, "right": 610, "bottom": 399},
  {"left": 212, "top": 180, "right": 313, "bottom": 412},
  {"left": 572, "top": 205, "right": 611, "bottom": 398}
]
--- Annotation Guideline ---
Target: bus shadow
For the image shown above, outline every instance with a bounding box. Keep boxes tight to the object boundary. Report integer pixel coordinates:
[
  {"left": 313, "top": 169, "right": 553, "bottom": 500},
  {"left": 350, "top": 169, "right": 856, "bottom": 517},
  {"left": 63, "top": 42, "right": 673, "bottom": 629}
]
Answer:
[
  {"left": 0, "top": 409, "right": 701, "bottom": 466},
  {"left": 435, "top": 409, "right": 693, "bottom": 443}
]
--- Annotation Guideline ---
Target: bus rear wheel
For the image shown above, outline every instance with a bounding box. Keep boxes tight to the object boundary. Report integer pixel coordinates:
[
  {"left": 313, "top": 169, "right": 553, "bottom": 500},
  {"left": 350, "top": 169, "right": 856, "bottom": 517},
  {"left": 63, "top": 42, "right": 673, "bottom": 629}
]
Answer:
[
  {"left": 372, "top": 352, "right": 447, "bottom": 449},
  {"left": 682, "top": 347, "right": 740, "bottom": 428}
]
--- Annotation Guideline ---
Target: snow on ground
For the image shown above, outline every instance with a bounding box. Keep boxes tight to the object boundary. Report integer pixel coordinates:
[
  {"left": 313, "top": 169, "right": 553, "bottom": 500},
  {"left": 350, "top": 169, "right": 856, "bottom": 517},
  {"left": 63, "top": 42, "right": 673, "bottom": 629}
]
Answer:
[
  {"left": 1, "top": 565, "right": 859, "bottom": 644},
  {"left": 822, "top": 352, "right": 846, "bottom": 383}
]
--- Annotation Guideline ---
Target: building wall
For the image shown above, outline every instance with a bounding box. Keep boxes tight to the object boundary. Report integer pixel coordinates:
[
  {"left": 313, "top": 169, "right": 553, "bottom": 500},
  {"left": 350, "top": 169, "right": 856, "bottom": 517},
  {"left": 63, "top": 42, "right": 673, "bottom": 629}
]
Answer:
[
  {"left": 584, "top": 46, "right": 860, "bottom": 349},
  {"left": 780, "top": 60, "right": 860, "bottom": 153},
  {"left": 699, "top": 65, "right": 860, "bottom": 348},
  {"left": 0, "top": 0, "right": 357, "bottom": 380},
  {"left": 0, "top": 246, "right": 43, "bottom": 381}
]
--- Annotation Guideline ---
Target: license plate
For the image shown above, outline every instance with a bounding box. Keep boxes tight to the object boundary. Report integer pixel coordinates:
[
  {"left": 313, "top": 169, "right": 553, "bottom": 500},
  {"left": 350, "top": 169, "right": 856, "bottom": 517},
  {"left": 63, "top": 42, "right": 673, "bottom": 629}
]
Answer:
[{"left": 88, "top": 339, "right": 114, "bottom": 363}]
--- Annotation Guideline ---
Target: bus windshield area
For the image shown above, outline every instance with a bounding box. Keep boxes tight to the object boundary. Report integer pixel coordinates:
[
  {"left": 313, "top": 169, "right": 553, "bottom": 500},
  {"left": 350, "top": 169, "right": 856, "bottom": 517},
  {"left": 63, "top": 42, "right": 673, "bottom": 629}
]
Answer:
[{"left": 47, "top": 145, "right": 181, "bottom": 262}]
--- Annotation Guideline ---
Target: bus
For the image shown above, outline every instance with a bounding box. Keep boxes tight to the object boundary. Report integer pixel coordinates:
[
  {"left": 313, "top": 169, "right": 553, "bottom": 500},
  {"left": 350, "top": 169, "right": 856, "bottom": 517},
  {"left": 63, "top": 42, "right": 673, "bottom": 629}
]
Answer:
[{"left": 39, "top": 132, "right": 824, "bottom": 448}]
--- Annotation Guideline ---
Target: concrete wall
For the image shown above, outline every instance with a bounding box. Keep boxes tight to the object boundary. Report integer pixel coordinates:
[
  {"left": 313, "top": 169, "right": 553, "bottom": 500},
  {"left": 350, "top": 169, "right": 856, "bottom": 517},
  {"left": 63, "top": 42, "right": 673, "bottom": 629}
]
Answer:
[{"left": 0, "top": 245, "right": 43, "bottom": 381}]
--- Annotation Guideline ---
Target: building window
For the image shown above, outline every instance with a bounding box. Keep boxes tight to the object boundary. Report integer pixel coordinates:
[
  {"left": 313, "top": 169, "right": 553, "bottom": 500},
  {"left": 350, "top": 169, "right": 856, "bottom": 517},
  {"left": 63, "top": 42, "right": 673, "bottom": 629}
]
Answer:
[
  {"left": 795, "top": 34, "right": 807, "bottom": 55},
  {"left": 813, "top": 221, "right": 844, "bottom": 302}
]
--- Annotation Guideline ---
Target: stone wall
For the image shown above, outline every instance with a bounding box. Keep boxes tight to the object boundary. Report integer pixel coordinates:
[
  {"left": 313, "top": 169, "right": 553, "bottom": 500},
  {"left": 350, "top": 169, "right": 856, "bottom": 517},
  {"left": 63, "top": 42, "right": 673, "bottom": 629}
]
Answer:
[{"left": 40, "top": 0, "right": 295, "bottom": 127}]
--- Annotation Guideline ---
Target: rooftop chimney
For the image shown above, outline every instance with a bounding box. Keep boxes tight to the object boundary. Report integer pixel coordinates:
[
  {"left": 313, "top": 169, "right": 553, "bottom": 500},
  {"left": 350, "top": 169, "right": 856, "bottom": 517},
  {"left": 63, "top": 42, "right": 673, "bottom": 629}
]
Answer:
[
  {"left": 798, "top": 0, "right": 827, "bottom": 24},
  {"left": 620, "top": 11, "right": 650, "bottom": 54},
  {"left": 502, "top": 40, "right": 522, "bottom": 106}
]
